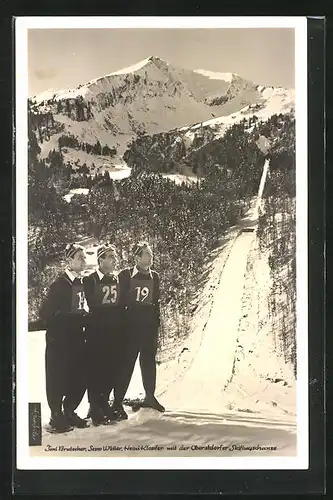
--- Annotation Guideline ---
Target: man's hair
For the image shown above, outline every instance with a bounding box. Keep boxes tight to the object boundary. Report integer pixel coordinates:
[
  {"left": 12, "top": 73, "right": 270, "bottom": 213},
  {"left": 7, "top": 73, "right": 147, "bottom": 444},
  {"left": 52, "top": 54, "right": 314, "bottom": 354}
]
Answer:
[
  {"left": 132, "top": 241, "right": 150, "bottom": 258},
  {"left": 97, "top": 242, "right": 117, "bottom": 262},
  {"left": 65, "top": 243, "right": 84, "bottom": 260}
]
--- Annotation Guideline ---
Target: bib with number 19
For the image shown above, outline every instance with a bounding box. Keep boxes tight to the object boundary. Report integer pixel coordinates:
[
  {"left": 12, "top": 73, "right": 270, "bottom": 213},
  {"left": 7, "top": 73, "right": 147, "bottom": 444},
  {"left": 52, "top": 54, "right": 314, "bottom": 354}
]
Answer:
[
  {"left": 94, "top": 281, "right": 120, "bottom": 307},
  {"left": 129, "top": 277, "right": 154, "bottom": 306}
]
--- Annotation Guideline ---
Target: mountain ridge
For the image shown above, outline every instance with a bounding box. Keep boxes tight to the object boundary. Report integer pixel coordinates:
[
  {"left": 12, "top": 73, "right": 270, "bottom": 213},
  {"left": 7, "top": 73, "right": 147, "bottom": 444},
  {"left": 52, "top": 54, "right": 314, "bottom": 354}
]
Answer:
[
  {"left": 31, "top": 56, "right": 242, "bottom": 102},
  {"left": 30, "top": 55, "right": 267, "bottom": 107},
  {"left": 28, "top": 56, "right": 294, "bottom": 172}
]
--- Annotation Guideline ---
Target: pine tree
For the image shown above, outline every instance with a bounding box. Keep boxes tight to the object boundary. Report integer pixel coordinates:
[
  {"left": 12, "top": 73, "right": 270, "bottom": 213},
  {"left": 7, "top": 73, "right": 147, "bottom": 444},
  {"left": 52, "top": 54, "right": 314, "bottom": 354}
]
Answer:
[
  {"left": 66, "top": 99, "right": 71, "bottom": 117},
  {"left": 95, "top": 140, "right": 102, "bottom": 155}
]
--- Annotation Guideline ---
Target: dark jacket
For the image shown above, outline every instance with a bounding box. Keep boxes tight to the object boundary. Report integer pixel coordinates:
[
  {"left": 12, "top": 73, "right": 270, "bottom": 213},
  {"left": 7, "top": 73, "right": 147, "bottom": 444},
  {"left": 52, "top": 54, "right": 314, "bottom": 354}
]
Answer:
[
  {"left": 39, "top": 273, "right": 87, "bottom": 344},
  {"left": 118, "top": 267, "right": 161, "bottom": 329},
  {"left": 83, "top": 271, "right": 123, "bottom": 329}
]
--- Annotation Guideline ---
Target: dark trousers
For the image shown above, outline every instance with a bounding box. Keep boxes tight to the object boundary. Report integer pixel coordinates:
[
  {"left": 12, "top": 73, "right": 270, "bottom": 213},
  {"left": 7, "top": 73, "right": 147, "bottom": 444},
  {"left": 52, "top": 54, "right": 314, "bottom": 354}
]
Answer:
[
  {"left": 45, "top": 332, "right": 86, "bottom": 416},
  {"left": 114, "top": 324, "right": 158, "bottom": 405},
  {"left": 86, "top": 323, "right": 121, "bottom": 411}
]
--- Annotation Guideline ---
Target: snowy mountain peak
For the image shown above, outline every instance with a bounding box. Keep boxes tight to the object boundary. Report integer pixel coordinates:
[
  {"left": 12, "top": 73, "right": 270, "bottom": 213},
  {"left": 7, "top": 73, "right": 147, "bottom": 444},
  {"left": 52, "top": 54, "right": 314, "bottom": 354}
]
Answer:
[
  {"left": 108, "top": 56, "right": 170, "bottom": 76},
  {"left": 32, "top": 56, "right": 173, "bottom": 103},
  {"left": 31, "top": 57, "right": 254, "bottom": 105},
  {"left": 29, "top": 56, "right": 294, "bottom": 171},
  {"left": 194, "top": 69, "right": 235, "bottom": 82},
  {"left": 148, "top": 55, "right": 168, "bottom": 63},
  {"left": 109, "top": 57, "right": 152, "bottom": 76}
]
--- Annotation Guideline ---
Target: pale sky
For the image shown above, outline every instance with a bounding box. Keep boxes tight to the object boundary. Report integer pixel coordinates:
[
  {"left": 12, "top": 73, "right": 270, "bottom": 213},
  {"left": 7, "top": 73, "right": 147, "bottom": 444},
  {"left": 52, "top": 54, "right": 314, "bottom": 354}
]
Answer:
[{"left": 28, "top": 28, "right": 295, "bottom": 96}]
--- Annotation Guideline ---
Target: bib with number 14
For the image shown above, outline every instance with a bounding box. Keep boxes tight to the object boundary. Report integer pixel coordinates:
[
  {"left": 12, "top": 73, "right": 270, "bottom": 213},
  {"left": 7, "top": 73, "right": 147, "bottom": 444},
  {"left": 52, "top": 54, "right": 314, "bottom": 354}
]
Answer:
[
  {"left": 71, "top": 283, "right": 87, "bottom": 313},
  {"left": 129, "top": 277, "right": 154, "bottom": 306}
]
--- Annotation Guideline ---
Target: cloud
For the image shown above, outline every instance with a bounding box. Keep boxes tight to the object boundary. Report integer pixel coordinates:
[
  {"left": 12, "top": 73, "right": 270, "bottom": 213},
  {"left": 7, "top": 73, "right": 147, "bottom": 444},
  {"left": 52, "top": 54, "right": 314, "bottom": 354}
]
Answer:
[{"left": 34, "top": 68, "right": 58, "bottom": 80}]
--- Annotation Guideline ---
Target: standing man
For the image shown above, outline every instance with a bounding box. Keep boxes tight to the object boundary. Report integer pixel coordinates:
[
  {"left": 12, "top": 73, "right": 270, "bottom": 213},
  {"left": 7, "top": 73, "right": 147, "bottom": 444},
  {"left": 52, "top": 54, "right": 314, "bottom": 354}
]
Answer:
[
  {"left": 112, "top": 241, "right": 165, "bottom": 416},
  {"left": 84, "top": 243, "right": 123, "bottom": 425},
  {"left": 39, "top": 243, "right": 89, "bottom": 433}
]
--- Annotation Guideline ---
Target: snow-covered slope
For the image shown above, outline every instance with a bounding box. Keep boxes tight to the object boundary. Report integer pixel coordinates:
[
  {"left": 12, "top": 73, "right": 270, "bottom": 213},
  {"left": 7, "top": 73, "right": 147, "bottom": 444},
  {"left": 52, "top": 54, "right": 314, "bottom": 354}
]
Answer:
[
  {"left": 181, "top": 86, "right": 295, "bottom": 142},
  {"left": 194, "top": 69, "right": 234, "bottom": 82},
  {"left": 123, "top": 88, "right": 294, "bottom": 177}
]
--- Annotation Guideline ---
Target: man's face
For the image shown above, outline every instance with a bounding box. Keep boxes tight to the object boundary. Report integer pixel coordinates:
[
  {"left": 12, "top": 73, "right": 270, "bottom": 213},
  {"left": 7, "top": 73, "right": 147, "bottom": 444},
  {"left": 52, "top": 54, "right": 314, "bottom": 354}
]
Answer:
[
  {"left": 137, "top": 245, "right": 153, "bottom": 269},
  {"left": 99, "top": 249, "right": 118, "bottom": 274},
  {"left": 69, "top": 250, "right": 86, "bottom": 273}
]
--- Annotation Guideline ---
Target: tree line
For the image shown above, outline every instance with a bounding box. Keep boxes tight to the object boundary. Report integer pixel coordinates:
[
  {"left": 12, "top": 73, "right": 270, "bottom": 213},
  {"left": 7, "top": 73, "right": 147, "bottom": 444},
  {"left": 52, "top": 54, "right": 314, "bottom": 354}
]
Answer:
[
  {"left": 123, "top": 113, "right": 291, "bottom": 183},
  {"left": 58, "top": 134, "right": 117, "bottom": 157}
]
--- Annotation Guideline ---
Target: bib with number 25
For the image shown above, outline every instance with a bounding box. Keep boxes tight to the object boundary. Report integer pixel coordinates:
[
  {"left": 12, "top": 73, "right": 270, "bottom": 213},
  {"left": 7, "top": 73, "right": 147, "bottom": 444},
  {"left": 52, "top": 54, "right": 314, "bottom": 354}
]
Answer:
[
  {"left": 129, "top": 277, "right": 154, "bottom": 306},
  {"left": 94, "top": 281, "right": 120, "bottom": 307}
]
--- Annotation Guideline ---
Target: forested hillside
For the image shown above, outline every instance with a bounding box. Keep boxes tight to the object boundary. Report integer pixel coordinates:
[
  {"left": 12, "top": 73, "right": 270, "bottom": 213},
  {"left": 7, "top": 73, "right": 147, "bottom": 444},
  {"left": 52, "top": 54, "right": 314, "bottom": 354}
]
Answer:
[{"left": 257, "top": 114, "right": 296, "bottom": 374}]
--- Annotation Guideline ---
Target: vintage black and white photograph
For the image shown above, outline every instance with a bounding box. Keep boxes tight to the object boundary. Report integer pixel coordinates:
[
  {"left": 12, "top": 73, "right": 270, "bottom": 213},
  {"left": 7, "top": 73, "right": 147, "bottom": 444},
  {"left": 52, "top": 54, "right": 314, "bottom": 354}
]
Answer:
[{"left": 16, "top": 17, "right": 308, "bottom": 469}]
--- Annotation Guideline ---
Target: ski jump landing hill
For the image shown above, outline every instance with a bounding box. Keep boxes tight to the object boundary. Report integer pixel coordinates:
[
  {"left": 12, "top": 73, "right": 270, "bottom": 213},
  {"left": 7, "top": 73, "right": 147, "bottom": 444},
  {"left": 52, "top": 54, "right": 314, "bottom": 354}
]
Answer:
[{"left": 157, "top": 159, "right": 270, "bottom": 413}]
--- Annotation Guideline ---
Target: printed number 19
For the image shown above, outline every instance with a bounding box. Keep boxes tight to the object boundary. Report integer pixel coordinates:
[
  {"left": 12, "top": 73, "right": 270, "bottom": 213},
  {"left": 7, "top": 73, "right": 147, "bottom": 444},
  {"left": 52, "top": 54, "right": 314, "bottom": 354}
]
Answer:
[{"left": 135, "top": 286, "right": 150, "bottom": 302}]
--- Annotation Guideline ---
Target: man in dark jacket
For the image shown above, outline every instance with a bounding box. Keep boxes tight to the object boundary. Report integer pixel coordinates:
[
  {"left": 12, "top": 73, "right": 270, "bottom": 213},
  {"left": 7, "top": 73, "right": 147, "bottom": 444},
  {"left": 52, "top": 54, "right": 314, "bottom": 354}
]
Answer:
[
  {"left": 83, "top": 243, "right": 123, "bottom": 425},
  {"left": 39, "top": 243, "right": 89, "bottom": 433},
  {"left": 112, "top": 241, "right": 165, "bottom": 417}
]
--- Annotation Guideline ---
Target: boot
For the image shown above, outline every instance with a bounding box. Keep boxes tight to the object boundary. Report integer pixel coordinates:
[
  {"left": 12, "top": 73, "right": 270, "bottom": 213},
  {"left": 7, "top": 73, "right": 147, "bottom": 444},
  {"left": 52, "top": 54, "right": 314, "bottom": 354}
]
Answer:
[
  {"left": 109, "top": 402, "right": 128, "bottom": 421},
  {"left": 64, "top": 411, "right": 89, "bottom": 428},
  {"left": 49, "top": 412, "right": 74, "bottom": 433},
  {"left": 142, "top": 396, "right": 165, "bottom": 412},
  {"left": 90, "top": 406, "right": 112, "bottom": 426}
]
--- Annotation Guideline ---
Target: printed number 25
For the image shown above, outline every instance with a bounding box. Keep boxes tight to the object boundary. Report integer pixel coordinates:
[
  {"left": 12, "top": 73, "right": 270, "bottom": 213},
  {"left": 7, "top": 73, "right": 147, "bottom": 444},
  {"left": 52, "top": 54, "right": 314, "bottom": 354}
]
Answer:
[
  {"left": 135, "top": 286, "right": 150, "bottom": 302},
  {"left": 102, "top": 285, "right": 118, "bottom": 304}
]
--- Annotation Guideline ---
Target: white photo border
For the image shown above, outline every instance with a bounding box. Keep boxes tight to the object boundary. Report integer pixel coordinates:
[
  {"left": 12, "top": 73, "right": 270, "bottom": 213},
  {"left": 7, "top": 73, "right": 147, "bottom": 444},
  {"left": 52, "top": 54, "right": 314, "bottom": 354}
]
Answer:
[{"left": 15, "top": 15, "right": 308, "bottom": 470}]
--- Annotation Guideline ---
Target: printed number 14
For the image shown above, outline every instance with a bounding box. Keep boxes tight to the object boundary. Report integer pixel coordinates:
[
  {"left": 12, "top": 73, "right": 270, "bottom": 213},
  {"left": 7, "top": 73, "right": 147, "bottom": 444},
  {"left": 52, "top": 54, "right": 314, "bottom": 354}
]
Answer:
[{"left": 77, "top": 291, "right": 85, "bottom": 310}]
